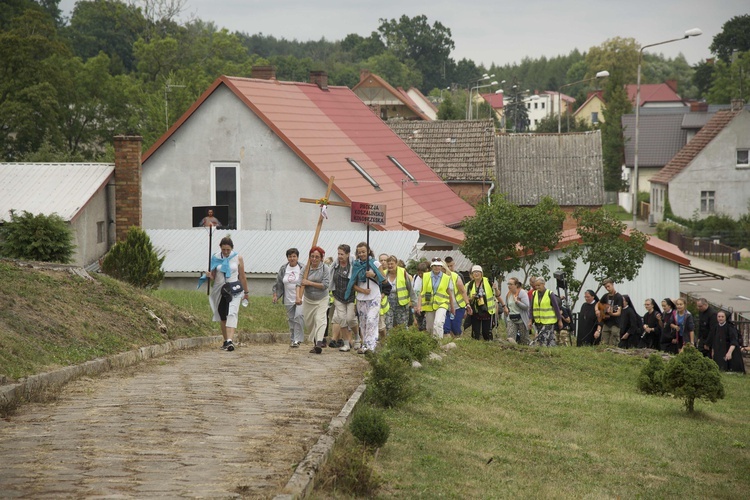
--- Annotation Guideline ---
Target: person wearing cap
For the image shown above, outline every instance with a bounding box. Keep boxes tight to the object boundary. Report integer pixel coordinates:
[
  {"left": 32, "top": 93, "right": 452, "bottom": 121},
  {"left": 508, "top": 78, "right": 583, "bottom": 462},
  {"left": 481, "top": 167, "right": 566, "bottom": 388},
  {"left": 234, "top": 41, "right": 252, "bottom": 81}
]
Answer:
[
  {"left": 443, "top": 256, "right": 468, "bottom": 338},
  {"left": 465, "top": 265, "right": 496, "bottom": 341},
  {"left": 415, "top": 259, "right": 455, "bottom": 338}
]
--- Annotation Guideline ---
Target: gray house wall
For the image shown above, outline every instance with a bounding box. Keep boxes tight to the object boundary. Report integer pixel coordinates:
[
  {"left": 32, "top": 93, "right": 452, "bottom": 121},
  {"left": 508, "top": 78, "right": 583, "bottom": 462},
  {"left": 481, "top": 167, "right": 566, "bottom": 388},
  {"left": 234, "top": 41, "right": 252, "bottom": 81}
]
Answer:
[
  {"left": 668, "top": 112, "right": 750, "bottom": 221},
  {"left": 142, "top": 85, "right": 361, "bottom": 232},
  {"left": 70, "top": 186, "right": 110, "bottom": 267}
]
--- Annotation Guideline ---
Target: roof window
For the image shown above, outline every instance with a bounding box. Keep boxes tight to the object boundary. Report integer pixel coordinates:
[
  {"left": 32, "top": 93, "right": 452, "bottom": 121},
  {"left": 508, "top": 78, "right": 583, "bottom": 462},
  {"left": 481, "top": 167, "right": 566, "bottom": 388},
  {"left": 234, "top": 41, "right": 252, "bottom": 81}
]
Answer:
[
  {"left": 387, "top": 156, "right": 415, "bottom": 182},
  {"left": 346, "top": 158, "right": 381, "bottom": 190}
]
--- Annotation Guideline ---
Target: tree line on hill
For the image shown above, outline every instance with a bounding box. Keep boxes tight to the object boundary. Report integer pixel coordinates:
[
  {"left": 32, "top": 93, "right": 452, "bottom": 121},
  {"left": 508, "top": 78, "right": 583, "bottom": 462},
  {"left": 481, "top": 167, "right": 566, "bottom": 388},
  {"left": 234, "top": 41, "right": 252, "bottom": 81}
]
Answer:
[{"left": 1, "top": 1, "right": 748, "bottom": 169}]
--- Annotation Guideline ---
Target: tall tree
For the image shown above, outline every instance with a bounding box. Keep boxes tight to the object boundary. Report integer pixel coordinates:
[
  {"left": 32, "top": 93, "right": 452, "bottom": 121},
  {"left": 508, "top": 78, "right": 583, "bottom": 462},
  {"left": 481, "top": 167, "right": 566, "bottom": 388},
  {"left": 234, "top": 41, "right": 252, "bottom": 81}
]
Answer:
[
  {"left": 585, "top": 37, "right": 640, "bottom": 83},
  {"left": 600, "top": 68, "right": 631, "bottom": 192},
  {"left": 503, "top": 83, "right": 529, "bottom": 132},
  {"left": 377, "top": 14, "right": 454, "bottom": 91},
  {"left": 692, "top": 60, "right": 715, "bottom": 99},
  {"left": 706, "top": 51, "right": 750, "bottom": 104},
  {"left": 709, "top": 14, "right": 750, "bottom": 63},
  {"left": 360, "top": 52, "right": 422, "bottom": 89},
  {"left": 558, "top": 207, "right": 648, "bottom": 309},
  {"left": 461, "top": 195, "right": 565, "bottom": 285},
  {"left": 437, "top": 92, "right": 462, "bottom": 120}
]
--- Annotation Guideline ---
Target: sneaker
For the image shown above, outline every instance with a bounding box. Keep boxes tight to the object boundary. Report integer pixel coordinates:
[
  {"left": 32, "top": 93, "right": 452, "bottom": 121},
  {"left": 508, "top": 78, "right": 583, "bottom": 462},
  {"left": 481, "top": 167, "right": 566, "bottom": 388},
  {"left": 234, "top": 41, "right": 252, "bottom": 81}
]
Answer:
[
  {"left": 290, "top": 341, "right": 300, "bottom": 348},
  {"left": 339, "top": 345, "right": 351, "bottom": 352},
  {"left": 353, "top": 342, "right": 362, "bottom": 350},
  {"left": 328, "top": 340, "right": 338, "bottom": 348},
  {"left": 226, "top": 340, "right": 235, "bottom": 352},
  {"left": 310, "top": 344, "right": 322, "bottom": 354},
  {"left": 336, "top": 339, "right": 345, "bottom": 348},
  {"left": 220, "top": 340, "right": 228, "bottom": 350},
  {"left": 357, "top": 347, "right": 367, "bottom": 354}
]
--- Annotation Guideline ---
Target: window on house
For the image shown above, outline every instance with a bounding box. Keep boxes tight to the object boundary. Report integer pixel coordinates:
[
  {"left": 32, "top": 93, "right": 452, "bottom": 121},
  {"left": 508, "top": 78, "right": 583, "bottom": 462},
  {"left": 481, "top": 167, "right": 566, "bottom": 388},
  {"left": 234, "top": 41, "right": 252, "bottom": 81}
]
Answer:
[
  {"left": 591, "top": 112, "right": 599, "bottom": 124},
  {"left": 738, "top": 149, "right": 749, "bottom": 167},
  {"left": 212, "top": 163, "right": 239, "bottom": 229},
  {"left": 700, "top": 191, "right": 715, "bottom": 213},
  {"left": 387, "top": 156, "right": 415, "bottom": 182},
  {"left": 347, "top": 158, "right": 381, "bottom": 190},
  {"left": 541, "top": 102, "right": 545, "bottom": 109},
  {"left": 97, "top": 221, "right": 105, "bottom": 244},
  {"left": 534, "top": 102, "right": 538, "bottom": 109}
]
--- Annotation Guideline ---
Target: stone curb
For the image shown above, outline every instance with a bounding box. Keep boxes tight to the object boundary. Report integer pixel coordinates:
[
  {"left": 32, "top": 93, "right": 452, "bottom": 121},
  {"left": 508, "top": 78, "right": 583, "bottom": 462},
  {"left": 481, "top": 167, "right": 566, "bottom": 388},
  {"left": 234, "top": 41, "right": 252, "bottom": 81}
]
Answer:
[
  {"left": 273, "top": 382, "right": 367, "bottom": 500},
  {"left": 0, "top": 331, "right": 288, "bottom": 411}
]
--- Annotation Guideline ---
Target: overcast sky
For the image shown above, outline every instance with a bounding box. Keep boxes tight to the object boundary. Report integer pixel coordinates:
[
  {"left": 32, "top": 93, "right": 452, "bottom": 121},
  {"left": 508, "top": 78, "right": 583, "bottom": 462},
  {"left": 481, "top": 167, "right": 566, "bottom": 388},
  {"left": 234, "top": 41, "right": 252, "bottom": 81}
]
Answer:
[{"left": 59, "top": 0, "right": 747, "bottom": 68}]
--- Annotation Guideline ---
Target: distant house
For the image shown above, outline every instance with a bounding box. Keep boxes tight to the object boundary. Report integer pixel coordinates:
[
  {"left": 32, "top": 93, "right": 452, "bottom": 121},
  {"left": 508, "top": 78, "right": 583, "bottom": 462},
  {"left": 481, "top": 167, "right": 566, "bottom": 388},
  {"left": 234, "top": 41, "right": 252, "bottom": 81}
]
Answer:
[
  {"left": 523, "top": 91, "right": 574, "bottom": 131},
  {"left": 140, "top": 70, "right": 474, "bottom": 249},
  {"left": 650, "top": 106, "right": 750, "bottom": 223},
  {"left": 352, "top": 70, "right": 433, "bottom": 121},
  {"left": 388, "top": 119, "right": 496, "bottom": 205},
  {"left": 0, "top": 163, "right": 113, "bottom": 267},
  {"left": 626, "top": 80, "right": 686, "bottom": 108},
  {"left": 480, "top": 93, "right": 504, "bottom": 125},
  {"left": 573, "top": 90, "right": 605, "bottom": 128},
  {"left": 495, "top": 131, "right": 605, "bottom": 229}
]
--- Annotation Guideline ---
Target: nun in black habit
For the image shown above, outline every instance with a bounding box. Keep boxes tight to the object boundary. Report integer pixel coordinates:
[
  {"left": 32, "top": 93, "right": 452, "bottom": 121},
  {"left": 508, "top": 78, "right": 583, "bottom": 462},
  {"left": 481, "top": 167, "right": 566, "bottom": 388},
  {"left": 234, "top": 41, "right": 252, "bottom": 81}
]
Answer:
[
  {"left": 577, "top": 290, "right": 599, "bottom": 346},
  {"left": 709, "top": 310, "right": 746, "bottom": 374}
]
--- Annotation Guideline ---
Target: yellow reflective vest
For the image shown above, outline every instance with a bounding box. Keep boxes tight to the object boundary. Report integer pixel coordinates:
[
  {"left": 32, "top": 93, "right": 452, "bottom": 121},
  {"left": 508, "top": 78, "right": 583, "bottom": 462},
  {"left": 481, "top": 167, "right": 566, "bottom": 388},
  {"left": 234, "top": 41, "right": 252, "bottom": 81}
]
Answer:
[
  {"left": 466, "top": 277, "right": 496, "bottom": 315},
  {"left": 532, "top": 289, "right": 557, "bottom": 325},
  {"left": 394, "top": 267, "right": 410, "bottom": 306},
  {"left": 421, "top": 272, "right": 451, "bottom": 312},
  {"left": 449, "top": 271, "right": 467, "bottom": 308}
]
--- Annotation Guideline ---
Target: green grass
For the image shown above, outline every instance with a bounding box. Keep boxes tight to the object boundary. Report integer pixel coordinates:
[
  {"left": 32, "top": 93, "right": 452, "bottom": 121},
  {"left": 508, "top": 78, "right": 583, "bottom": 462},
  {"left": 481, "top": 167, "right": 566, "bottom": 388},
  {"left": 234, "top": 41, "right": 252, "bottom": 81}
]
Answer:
[
  {"left": 602, "top": 203, "right": 633, "bottom": 221},
  {"left": 372, "top": 340, "right": 750, "bottom": 498}
]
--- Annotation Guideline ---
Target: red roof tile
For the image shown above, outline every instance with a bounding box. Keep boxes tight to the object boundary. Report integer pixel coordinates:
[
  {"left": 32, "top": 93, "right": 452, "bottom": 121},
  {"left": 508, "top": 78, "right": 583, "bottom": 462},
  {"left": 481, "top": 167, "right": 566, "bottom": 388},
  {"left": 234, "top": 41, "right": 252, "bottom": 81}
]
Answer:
[
  {"left": 143, "top": 76, "right": 474, "bottom": 245},
  {"left": 626, "top": 83, "right": 684, "bottom": 106},
  {"left": 556, "top": 228, "right": 689, "bottom": 266},
  {"left": 481, "top": 93, "right": 504, "bottom": 109},
  {"left": 650, "top": 110, "right": 741, "bottom": 185}
]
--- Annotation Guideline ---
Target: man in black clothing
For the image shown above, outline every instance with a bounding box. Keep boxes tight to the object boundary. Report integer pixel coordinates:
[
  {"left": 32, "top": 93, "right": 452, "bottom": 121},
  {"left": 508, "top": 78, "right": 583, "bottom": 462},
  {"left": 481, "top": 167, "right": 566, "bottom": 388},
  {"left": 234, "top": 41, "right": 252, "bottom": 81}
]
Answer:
[
  {"left": 696, "top": 298, "right": 717, "bottom": 358},
  {"left": 596, "top": 278, "right": 623, "bottom": 346}
]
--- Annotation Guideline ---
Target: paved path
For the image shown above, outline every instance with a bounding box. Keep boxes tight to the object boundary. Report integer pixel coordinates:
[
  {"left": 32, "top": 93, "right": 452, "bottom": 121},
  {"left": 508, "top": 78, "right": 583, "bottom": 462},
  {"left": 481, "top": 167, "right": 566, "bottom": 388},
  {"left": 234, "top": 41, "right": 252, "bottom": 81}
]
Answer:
[{"left": 0, "top": 343, "right": 366, "bottom": 498}]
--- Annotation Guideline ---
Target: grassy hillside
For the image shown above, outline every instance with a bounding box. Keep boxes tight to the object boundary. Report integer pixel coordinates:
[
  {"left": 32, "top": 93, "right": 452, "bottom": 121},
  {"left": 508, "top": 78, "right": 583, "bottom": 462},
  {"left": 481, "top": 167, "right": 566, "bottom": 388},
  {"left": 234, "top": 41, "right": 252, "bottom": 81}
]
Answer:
[{"left": 0, "top": 259, "right": 287, "bottom": 382}]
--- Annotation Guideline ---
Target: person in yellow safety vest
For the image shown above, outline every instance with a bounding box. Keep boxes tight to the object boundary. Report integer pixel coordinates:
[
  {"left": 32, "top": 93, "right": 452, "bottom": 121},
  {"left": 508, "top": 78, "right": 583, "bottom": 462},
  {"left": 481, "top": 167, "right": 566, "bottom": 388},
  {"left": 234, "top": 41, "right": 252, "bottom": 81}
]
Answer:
[
  {"left": 443, "top": 256, "right": 468, "bottom": 338},
  {"left": 377, "top": 253, "right": 390, "bottom": 338},
  {"left": 415, "top": 259, "right": 455, "bottom": 339},
  {"left": 384, "top": 255, "right": 416, "bottom": 332},
  {"left": 527, "top": 278, "right": 563, "bottom": 347},
  {"left": 464, "top": 265, "right": 496, "bottom": 340}
]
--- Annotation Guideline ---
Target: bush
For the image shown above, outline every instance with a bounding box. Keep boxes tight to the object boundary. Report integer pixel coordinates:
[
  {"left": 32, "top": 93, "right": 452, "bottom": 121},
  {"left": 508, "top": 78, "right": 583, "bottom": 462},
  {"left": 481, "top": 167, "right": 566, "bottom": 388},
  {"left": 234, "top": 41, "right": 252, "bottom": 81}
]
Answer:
[
  {"left": 385, "top": 325, "right": 438, "bottom": 362},
  {"left": 655, "top": 220, "right": 686, "bottom": 241},
  {"left": 637, "top": 353, "right": 666, "bottom": 395},
  {"left": 365, "top": 348, "right": 413, "bottom": 408},
  {"left": 350, "top": 405, "right": 390, "bottom": 449},
  {"left": 0, "top": 210, "right": 74, "bottom": 263},
  {"left": 101, "top": 226, "right": 165, "bottom": 289},
  {"left": 315, "top": 432, "right": 381, "bottom": 497},
  {"left": 663, "top": 345, "right": 725, "bottom": 412}
]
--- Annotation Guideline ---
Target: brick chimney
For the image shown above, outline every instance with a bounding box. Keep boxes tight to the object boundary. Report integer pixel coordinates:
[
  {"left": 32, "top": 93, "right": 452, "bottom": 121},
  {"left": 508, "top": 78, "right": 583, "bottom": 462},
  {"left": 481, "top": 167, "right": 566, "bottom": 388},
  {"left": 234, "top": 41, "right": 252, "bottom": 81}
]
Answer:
[
  {"left": 113, "top": 135, "right": 143, "bottom": 241},
  {"left": 309, "top": 70, "right": 328, "bottom": 90},
  {"left": 731, "top": 99, "right": 746, "bottom": 111},
  {"left": 360, "top": 69, "right": 372, "bottom": 82},
  {"left": 665, "top": 79, "right": 678, "bottom": 92},
  {"left": 690, "top": 101, "right": 708, "bottom": 112},
  {"left": 251, "top": 65, "right": 276, "bottom": 80}
]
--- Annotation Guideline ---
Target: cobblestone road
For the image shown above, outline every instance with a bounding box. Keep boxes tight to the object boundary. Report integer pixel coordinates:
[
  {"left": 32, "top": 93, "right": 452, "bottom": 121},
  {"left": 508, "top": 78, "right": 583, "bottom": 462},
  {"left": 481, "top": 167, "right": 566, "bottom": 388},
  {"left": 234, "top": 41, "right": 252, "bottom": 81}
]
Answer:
[{"left": 0, "top": 343, "right": 366, "bottom": 498}]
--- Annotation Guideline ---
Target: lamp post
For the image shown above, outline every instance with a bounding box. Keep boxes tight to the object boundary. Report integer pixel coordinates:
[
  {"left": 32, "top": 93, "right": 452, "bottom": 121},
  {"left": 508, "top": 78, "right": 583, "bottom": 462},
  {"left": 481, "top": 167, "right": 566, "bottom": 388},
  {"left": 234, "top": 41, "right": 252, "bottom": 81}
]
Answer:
[
  {"left": 467, "top": 74, "right": 495, "bottom": 119},
  {"left": 470, "top": 80, "right": 499, "bottom": 119},
  {"left": 633, "top": 28, "right": 702, "bottom": 229},
  {"left": 557, "top": 70, "right": 609, "bottom": 134}
]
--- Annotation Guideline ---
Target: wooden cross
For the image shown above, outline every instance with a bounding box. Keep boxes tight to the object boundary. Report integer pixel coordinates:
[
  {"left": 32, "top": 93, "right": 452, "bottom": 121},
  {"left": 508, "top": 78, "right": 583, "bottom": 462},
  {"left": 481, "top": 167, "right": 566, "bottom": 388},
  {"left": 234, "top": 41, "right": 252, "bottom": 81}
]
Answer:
[{"left": 298, "top": 176, "right": 350, "bottom": 283}]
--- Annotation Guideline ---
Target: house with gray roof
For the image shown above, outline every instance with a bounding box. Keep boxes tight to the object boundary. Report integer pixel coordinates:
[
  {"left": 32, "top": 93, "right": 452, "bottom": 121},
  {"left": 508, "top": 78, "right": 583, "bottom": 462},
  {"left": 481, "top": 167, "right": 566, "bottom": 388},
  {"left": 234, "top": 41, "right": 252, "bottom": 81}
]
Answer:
[
  {"left": 650, "top": 105, "right": 750, "bottom": 224},
  {"left": 388, "top": 119, "right": 496, "bottom": 205},
  {"left": 495, "top": 131, "right": 605, "bottom": 230}
]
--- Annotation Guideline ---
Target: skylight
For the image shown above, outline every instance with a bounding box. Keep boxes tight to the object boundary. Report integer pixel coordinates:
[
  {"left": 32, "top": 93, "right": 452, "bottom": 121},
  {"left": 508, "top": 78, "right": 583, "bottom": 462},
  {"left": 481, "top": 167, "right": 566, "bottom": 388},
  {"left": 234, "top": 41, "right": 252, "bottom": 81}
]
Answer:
[
  {"left": 346, "top": 158, "right": 381, "bottom": 190},
  {"left": 387, "top": 156, "right": 415, "bottom": 182}
]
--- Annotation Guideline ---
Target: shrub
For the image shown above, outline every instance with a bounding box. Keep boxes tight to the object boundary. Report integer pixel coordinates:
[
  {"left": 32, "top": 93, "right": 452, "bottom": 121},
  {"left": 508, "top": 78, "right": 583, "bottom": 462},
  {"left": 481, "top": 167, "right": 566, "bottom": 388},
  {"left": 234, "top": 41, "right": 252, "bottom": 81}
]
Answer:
[
  {"left": 637, "top": 353, "right": 666, "bottom": 395},
  {"left": 365, "top": 348, "right": 413, "bottom": 408},
  {"left": 663, "top": 344, "right": 725, "bottom": 412},
  {"left": 350, "top": 405, "right": 390, "bottom": 449},
  {"left": 656, "top": 220, "right": 686, "bottom": 241},
  {"left": 315, "top": 432, "right": 381, "bottom": 497},
  {"left": 0, "top": 210, "right": 74, "bottom": 263},
  {"left": 385, "top": 325, "right": 438, "bottom": 362},
  {"left": 101, "top": 226, "right": 165, "bottom": 289}
]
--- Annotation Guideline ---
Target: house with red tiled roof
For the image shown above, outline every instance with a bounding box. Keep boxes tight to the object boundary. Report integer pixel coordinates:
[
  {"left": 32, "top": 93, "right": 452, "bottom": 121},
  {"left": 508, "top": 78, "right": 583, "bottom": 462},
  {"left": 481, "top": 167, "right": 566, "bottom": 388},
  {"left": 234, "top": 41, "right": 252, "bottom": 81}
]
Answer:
[
  {"left": 481, "top": 93, "right": 504, "bottom": 124},
  {"left": 649, "top": 105, "right": 750, "bottom": 224},
  {"left": 626, "top": 80, "right": 686, "bottom": 108},
  {"left": 140, "top": 70, "right": 474, "bottom": 248},
  {"left": 352, "top": 70, "right": 433, "bottom": 121}
]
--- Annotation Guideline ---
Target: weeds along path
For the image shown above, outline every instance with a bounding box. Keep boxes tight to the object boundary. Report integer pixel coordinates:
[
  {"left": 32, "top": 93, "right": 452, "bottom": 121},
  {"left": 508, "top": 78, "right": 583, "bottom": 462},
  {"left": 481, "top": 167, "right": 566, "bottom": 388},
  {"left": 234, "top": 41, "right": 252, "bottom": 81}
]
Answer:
[{"left": 0, "top": 343, "right": 366, "bottom": 498}]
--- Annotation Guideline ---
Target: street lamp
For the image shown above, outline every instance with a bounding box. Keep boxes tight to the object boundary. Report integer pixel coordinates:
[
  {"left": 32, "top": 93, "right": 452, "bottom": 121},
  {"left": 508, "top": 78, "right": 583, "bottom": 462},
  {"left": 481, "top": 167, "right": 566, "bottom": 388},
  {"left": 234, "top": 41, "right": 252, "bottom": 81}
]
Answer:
[
  {"left": 466, "top": 74, "right": 496, "bottom": 119},
  {"left": 557, "top": 70, "right": 609, "bottom": 134},
  {"left": 633, "top": 28, "right": 702, "bottom": 228},
  {"left": 470, "top": 80, "right": 499, "bottom": 120}
]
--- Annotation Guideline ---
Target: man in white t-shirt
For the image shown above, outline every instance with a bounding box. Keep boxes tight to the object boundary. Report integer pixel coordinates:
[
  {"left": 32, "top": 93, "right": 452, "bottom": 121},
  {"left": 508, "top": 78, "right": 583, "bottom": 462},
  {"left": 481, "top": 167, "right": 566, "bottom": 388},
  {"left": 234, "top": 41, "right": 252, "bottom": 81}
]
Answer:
[{"left": 273, "top": 248, "right": 305, "bottom": 347}]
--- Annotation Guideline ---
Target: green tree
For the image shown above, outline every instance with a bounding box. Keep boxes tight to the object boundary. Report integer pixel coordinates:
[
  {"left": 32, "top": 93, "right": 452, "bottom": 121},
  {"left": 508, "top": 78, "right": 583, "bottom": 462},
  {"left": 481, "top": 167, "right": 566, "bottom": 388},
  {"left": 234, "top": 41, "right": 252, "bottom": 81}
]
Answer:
[
  {"left": 341, "top": 32, "right": 385, "bottom": 62},
  {"left": 503, "top": 83, "right": 530, "bottom": 132},
  {"left": 642, "top": 53, "right": 697, "bottom": 99},
  {"left": 437, "top": 93, "right": 463, "bottom": 120},
  {"left": 534, "top": 114, "right": 593, "bottom": 133},
  {"left": 585, "top": 37, "right": 640, "bottom": 83},
  {"left": 558, "top": 207, "right": 648, "bottom": 309},
  {"left": 0, "top": 210, "right": 74, "bottom": 263},
  {"left": 101, "top": 226, "right": 165, "bottom": 289},
  {"left": 600, "top": 69, "right": 631, "bottom": 191},
  {"left": 692, "top": 60, "right": 715, "bottom": 99},
  {"left": 663, "top": 345, "right": 725, "bottom": 413},
  {"left": 461, "top": 195, "right": 565, "bottom": 285},
  {"left": 377, "top": 15, "right": 454, "bottom": 91},
  {"left": 360, "top": 52, "right": 422, "bottom": 89},
  {"left": 706, "top": 51, "right": 750, "bottom": 104},
  {"left": 709, "top": 14, "right": 750, "bottom": 63}
]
